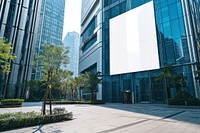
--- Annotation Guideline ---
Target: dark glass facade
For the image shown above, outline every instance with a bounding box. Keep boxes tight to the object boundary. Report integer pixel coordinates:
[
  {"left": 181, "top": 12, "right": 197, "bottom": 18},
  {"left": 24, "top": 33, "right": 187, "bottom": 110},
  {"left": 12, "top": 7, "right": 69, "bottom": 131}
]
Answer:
[
  {"left": 0, "top": 0, "right": 42, "bottom": 98},
  {"left": 102, "top": 0, "right": 200, "bottom": 103},
  {"left": 32, "top": 0, "right": 65, "bottom": 80}
]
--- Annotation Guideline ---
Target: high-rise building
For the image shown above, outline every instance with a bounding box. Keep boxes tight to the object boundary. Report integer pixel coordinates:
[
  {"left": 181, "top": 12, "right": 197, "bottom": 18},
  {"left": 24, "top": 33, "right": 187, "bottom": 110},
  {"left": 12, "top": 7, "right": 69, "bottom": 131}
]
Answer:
[
  {"left": 80, "top": 0, "right": 200, "bottom": 103},
  {"left": 102, "top": 0, "right": 200, "bottom": 103},
  {"left": 32, "top": 0, "right": 65, "bottom": 79},
  {"left": 0, "top": 0, "right": 42, "bottom": 98},
  {"left": 79, "top": 0, "right": 103, "bottom": 100},
  {"left": 63, "top": 31, "right": 80, "bottom": 77}
]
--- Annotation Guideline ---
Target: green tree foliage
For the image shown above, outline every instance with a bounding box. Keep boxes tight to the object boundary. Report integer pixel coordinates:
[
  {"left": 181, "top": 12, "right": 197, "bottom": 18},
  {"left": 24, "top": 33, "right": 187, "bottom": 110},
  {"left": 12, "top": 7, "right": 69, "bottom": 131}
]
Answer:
[
  {"left": 194, "top": 63, "right": 200, "bottom": 80},
  {"left": 0, "top": 37, "right": 16, "bottom": 74},
  {"left": 195, "top": 70, "right": 200, "bottom": 80},
  {"left": 27, "top": 80, "right": 46, "bottom": 100},
  {"left": 85, "top": 71, "right": 102, "bottom": 101},
  {"left": 55, "top": 70, "right": 73, "bottom": 99},
  {"left": 50, "top": 69, "right": 73, "bottom": 97},
  {"left": 62, "top": 74, "right": 88, "bottom": 101},
  {"left": 34, "top": 44, "right": 69, "bottom": 115},
  {"left": 76, "top": 74, "right": 88, "bottom": 100},
  {"left": 156, "top": 65, "right": 186, "bottom": 102},
  {"left": 67, "top": 77, "right": 77, "bottom": 100}
]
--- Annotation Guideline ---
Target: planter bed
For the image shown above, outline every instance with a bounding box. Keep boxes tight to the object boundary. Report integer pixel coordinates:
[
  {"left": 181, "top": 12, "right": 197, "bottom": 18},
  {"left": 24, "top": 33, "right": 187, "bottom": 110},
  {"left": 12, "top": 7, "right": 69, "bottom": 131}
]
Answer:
[
  {"left": 0, "top": 111, "right": 73, "bottom": 131},
  {"left": 0, "top": 99, "right": 24, "bottom": 108}
]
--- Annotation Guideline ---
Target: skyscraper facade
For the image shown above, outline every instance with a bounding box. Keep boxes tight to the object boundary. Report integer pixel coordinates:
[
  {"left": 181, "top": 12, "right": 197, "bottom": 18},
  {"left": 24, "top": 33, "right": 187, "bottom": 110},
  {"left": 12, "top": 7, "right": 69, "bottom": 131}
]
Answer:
[
  {"left": 79, "top": 0, "right": 103, "bottom": 100},
  {"left": 32, "top": 0, "right": 65, "bottom": 79},
  {"left": 63, "top": 32, "right": 80, "bottom": 77},
  {"left": 0, "top": 0, "right": 42, "bottom": 98},
  {"left": 102, "top": 0, "right": 200, "bottom": 103}
]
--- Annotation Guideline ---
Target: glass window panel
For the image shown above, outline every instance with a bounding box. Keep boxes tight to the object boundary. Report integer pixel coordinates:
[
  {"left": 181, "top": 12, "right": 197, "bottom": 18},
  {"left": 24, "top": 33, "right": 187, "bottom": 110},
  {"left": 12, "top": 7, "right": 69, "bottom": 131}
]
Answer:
[
  {"left": 169, "top": 3, "right": 178, "bottom": 20},
  {"left": 181, "top": 36, "right": 190, "bottom": 63},
  {"left": 158, "top": 0, "right": 167, "bottom": 3},
  {"left": 104, "top": 1, "right": 109, "bottom": 7},
  {"left": 163, "top": 22, "right": 172, "bottom": 38},
  {"left": 104, "top": 10, "right": 110, "bottom": 22},
  {"left": 165, "top": 39, "right": 175, "bottom": 64},
  {"left": 171, "top": 19, "right": 181, "bottom": 39},
  {"left": 111, "top": 5, "right": 119, "bottom": 18},
  {"left": 174, "top": 39, "right": 183, "bottom": 64},
  {"left": 168, "top": 0, "right": 177, "bottom": 5},
  {"left": 111, "top": 0, "right": 118, "bottom": 5},
  {"left": 161, "top": 7, "right": 169, "bottom": 22},
  {"left": 161, "top": 1, "right": 167, "bottom": 8},
  {"left": 179, "top": 18, "right": 186, "bottom": 36},
  {"left": 131, "top": 0, "right": 144, "bottom": 8},
  {"left": 120, "top": 1, "right": 126, "bottom": 14},
  {"left": 177, "top": 2, "right": 183, "bottom": 17},
  {"left": 82, "top": 34, "right": 97, "bottom": 52},
  {"left": 81, "top": 17, "right": 96, "bottom": 42}
]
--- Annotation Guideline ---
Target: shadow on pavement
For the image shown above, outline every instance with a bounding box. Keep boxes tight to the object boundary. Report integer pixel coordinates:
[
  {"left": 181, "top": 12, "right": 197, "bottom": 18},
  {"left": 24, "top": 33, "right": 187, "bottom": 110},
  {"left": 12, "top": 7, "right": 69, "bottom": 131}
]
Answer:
[{"left": 97, "top": 103, "right": 200, "bottom": 125}]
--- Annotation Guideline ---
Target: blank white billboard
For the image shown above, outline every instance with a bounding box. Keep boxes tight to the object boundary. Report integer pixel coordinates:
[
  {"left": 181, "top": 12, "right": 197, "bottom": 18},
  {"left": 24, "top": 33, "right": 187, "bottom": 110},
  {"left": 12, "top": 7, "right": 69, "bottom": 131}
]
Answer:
[{"left": 109, "top": 1, "right": 160, "bottom": 75}]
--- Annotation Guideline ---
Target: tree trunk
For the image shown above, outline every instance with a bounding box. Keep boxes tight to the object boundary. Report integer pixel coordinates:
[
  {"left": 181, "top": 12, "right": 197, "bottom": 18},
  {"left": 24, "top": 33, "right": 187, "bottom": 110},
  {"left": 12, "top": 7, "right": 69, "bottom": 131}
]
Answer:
[
  {"left": 42, "top": 85, "right": 49, "bottom": 115},
  {"left": 91, "top": 88, "right": 94, "bottom": 101},
  {"left": 79, "top": 89, "right": 82, "bottom": 101},
  {"left": 49, "top": 87, "right": 52, "bottom": 115},
  {"left": 43, "top": 99, "right": 46, "bottom": 115},
  {"left": 164, "top": 75, "right": 168, "bottom": 104}
]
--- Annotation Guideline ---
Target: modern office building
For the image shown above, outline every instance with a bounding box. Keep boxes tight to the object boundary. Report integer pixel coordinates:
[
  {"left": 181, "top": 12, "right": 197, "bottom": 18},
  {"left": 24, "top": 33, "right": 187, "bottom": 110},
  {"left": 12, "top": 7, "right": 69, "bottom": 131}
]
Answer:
[
  {"left": 79, "top": 0, "right": 103, "bottom": 100},
  {"left": 63, "top": 31, "right": 80, "bottom": 77},
  {"left": 0, "top": 0, "right": 42, "bottom": 98},
  {"left": 102, "top": 0, "right": 200, "bottom": 103},
  {"left": 31, "top": 0, "right": 65, "bottom": 79}
]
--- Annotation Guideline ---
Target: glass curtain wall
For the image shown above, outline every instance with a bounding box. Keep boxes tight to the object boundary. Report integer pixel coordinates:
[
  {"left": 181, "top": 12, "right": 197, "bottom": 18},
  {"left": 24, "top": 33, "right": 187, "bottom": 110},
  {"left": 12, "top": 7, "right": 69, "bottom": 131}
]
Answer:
[{"left": 102, "top": 0, "right": 199, "bottom": 103}]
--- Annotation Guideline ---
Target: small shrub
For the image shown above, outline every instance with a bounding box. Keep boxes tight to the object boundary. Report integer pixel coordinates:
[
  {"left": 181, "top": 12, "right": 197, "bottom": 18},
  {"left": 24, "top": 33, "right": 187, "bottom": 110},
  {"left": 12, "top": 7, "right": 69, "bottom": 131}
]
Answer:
[
  {"left": 0, "top": 111, "right": 73, "bottom": 131},
  {"left": 1, "top": 99, "right": 24, "bottom": 106},
  {"left": 168, "top": 91, "right": 200, "bottom": 106},
  {"left": 53, "top": 107, "right": 66, "bottom": 114}
]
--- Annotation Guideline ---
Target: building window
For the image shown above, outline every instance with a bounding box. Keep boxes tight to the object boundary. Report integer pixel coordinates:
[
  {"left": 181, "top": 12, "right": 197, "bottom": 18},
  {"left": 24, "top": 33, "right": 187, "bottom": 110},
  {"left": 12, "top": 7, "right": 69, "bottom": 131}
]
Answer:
[
  {"left": 81, "top": 16, "right": 96, "bottom": 43},
  {"left": 81, "top": 63, "right": 97, "bottom": 74},
  {"left": 82, "top": 33, "right": 97, "bottom": 53}
]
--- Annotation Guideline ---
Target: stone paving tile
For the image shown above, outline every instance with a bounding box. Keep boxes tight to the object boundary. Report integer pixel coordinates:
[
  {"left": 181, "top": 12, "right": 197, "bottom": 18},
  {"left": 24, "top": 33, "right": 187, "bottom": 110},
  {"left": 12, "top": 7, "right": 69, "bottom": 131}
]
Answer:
[{"left": 0, "top": 103, "right": 200, "bottom": 133}]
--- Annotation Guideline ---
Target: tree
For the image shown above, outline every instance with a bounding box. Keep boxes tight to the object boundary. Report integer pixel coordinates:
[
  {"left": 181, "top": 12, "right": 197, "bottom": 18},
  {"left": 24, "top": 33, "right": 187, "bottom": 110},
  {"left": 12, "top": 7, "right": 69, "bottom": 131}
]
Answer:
[
  {"left": 156, "top": 65, "right": 176, "bottom": 102},
  {"left": 195, "top": 70, "right": 200, "bottom": 80},
  {"left": 55, "top": 70, "right": 73, "bottom": 99},
  {"left": 0, "top": 37, "right": 16, "bottom": 99},
  {"left": 0, "top": 37, "right": 16, "bottom": 74},
  {"left": 76, "top": 74, "right": 88, "bottom": 100},
  {"left": 66, "top": 77, "right": 79, "bottom": 101},
  {"left": 156, "top": 65, "right": 187, "bottom": 103},
  {"left": 85, "top": 71, "right": 102, "bottom": 101},
  {"left": 34, "top": 44, "right": 69, "bottom": 115},
  {"left": 174, "top": 74, "right": 186, "bottom": 91},
  {"left": 26, "top": 80, "right": 46, "bottom": 100},
  {"left": 195, "top": 63, "right": 200, "bottom": 80}
]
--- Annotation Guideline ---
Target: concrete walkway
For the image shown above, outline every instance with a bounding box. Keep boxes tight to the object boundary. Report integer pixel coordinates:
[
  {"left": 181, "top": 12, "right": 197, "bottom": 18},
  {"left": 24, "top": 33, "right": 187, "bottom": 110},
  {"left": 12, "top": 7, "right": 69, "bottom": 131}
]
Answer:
[{"left": 0, "top": 103, "right": 200, "bottom": 133}]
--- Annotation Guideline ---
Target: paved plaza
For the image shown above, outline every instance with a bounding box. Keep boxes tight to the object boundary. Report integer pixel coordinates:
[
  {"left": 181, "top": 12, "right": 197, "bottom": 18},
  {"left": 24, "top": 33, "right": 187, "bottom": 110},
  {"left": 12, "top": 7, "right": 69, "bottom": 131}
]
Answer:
[{"left": 0, "top": 103, "right": 200, "bottom": 133}]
